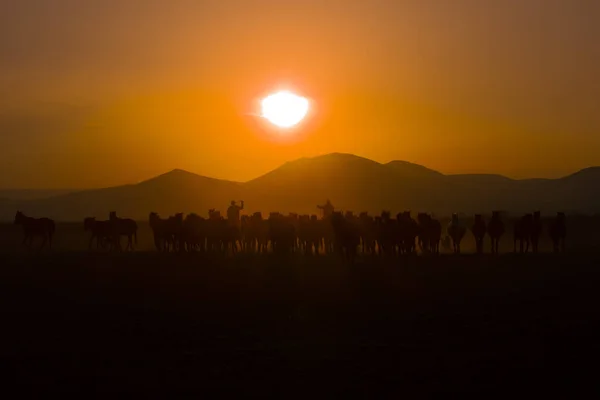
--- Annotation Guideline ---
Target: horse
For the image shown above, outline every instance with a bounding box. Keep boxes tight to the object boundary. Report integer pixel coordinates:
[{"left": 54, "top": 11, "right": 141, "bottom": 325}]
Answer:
[
  {"left": 447, "top": 213, "right": 467, "bottom": 254},
  {"left": 166, "top": 213, "right": 185, "bottom": 252},
  {"left": 417, "top": 213, "right": 441, "bottom": 254},
  {"left": 471, "top": 214, "right": 487, "bottom": 254},
  {"left": 330, "top": 211, "right": 360, "bottom": 262},
  {"left": 378, "top": 211, "right": 396, "bottom": 256},
  {"left": 182, "top": 213, "right": 206, "bottom": 252},
  {"left": 530, "top": 211, "right": 542, "bottom": 253},
  {"left": 14, "top": 211, "right": 55, "bottom": 250},
  {"left": 513, "top": 213, "right": 533, "bottom": 253},
  {"left": 249, "top": 212, "right": 269, "bottom": 254},
  {"left": 397, "top": 211, "right": 418, "bottom": 255},
  {"left": 83, "top": 217, "right": 113, "bottom": 250},
  {"left": 549, "top": 212, "right": 566, "bottom": 253},
  {"left": 149, "top": 212, "right": 169, "bottom": 252},
  {"left": 109, "top": 211, "right": 138, "bottom": 251},
  {"left": 359, "top": 212, "right": 377, "bottom": 255},
  {"left": 488, "top": 211, "right": 505, "bottom": 254},
  {"left": 268, "top": 212, "right": 296, "bottom": 254}
]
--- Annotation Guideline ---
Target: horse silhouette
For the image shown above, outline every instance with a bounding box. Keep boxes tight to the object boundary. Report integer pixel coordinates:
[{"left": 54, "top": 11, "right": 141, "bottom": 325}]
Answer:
[
  {"left": 488, "top": 211, "right": 505, "bottom": 254},
  {"left": 549, "top": 212, "right": 566, "bottom": 253},
  {"left": 149, "top": 212, "right": 170, "bottom": 252},
  {"left": 268, "top": 212, "right": 296, "bottom": 254},
  {"left": 84, "top": 217, "right": 112, "bottom": 251},
  {"left": 14, "top": 211, "right": 55, "bottom": 250},
  {"left": 182, "top": 213, "right": 206, "bottom": 252},
  {"left": 471, "top": 214, "right": 487, "bottom": 255},
  {"left": 417, "top": 213, "right": 441, "bottom": 254},
  {"left": 109, "top": 211, "right": 137, "bottom": 252},
  {"left": 447, "top": 213, "right": 467, "bottom": 254},
  {"left": 530, "top": 211, "right": 542, "bottom": 253},
  {"left": 513, "top": 213, "right": 533, "bottom": 253},
  {"left": 330, "top": 211, "right": 360, "bottom": 262}
]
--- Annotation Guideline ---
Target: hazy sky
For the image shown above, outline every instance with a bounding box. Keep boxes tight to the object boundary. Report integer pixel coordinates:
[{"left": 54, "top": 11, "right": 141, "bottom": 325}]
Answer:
[{"left": 1, "top": 0, "right": 599, "bottom": 188}]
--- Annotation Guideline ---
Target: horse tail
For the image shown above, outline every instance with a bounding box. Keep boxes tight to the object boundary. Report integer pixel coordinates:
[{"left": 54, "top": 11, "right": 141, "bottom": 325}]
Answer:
[{"left": 134, "top": 228, "right": 138, "bottom": 245}]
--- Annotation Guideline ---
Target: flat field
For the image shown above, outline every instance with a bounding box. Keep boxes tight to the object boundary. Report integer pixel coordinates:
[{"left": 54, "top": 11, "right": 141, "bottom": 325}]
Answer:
[{"left": 0, "top": 252, "right": 599, "bottom": 396}]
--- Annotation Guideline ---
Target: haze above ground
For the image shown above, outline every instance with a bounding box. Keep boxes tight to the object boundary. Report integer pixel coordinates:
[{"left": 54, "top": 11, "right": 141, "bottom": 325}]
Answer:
[{"left": 1, "top": 1, "right": 599, "bottom": 189}]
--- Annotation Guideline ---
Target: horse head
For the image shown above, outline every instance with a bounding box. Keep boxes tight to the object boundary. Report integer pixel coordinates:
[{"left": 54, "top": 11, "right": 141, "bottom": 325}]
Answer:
[
  {"left": 14, "top": 211, "right": 24, "bottom": 224},
  {"left": 84, "top": 217, "right": 96, "bottom": 231}
]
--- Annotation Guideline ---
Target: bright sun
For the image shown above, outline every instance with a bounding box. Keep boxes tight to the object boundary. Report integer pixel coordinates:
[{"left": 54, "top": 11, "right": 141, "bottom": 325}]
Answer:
[{"left": 261, "top": 91, "right": 309, "bottom": 128}]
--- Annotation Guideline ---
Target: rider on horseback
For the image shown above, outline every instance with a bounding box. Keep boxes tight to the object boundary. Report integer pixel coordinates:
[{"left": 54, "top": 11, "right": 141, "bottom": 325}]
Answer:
[
  {"left": 227, "top": 200, "right": 244, "bottom": 228},
  {"left": 317, "top": 199, "right": 335, "bottom": 219}
]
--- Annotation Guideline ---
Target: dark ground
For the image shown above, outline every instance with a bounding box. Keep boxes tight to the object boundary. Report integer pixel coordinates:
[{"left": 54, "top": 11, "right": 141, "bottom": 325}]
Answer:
[{"left": 1, "top": 252, "right": 599, "bottom": 396}]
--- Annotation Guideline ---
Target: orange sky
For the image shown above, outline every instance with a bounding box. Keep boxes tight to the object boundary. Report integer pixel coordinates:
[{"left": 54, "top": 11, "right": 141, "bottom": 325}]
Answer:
[{"left": 1, "top": 0, "right": 599, "bottom": 188}]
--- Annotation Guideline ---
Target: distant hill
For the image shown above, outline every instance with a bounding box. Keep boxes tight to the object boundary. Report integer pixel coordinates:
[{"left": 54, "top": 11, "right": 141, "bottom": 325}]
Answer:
[
  {"left": 1, "top": 153, "right": 599, "bottom": 221},
  {"left": 385, "top": 160, "right": 444, "bottom": 179},
  {"left": 0, "top": 189, "right": 77, "bottom": 201},
  {"left": 1, "top": 169, "right": 242, "bottom": 221}
]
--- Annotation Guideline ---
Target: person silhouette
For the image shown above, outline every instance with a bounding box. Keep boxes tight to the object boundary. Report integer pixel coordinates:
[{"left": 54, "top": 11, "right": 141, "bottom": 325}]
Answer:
[
  {"left": 227, "top": 200, "right": 244, "bottom": 228},
  {"left": 317, "top": 199, "right": 335, "bottom": 219}
]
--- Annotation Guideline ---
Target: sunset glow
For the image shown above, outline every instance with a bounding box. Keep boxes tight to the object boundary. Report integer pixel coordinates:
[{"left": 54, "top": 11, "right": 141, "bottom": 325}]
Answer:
[{"left": 261, "top": 91, "right": 309, "bottom": 128}]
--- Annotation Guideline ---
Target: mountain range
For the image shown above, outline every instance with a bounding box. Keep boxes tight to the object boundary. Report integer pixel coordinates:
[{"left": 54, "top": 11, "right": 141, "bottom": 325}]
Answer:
[{"left": 1, "top": 153, "right": 599, "bottom": 221}]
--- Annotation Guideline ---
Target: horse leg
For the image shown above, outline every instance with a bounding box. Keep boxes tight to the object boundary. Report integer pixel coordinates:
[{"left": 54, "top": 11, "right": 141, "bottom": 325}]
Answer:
[{"left": 39, "top": 235, "right": 47, "bottom": 251}]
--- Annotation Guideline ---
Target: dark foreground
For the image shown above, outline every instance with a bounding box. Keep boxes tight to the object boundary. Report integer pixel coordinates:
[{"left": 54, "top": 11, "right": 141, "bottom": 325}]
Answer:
[{"left": 1, "top": 253, "right": 599, "bottom": 396}]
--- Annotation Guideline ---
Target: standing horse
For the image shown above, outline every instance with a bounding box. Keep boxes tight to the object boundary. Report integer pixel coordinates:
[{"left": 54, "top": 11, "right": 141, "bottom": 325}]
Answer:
[
  {"left": 530, "top": 211, "right": 542, "bottom": 253},
  {"left": 471, "top": 214, "right": 487, "bottom": 255},
  {"left": 109, "top": 212, "right": 138, "bottom": 251},
  {"left": 84, "top": 217, "right": 112, "bottom": 250},
  {"left": 417, "top": 213, "right": 441, "bottom": 254},
  {"left": 149, "top": 212, "right": 169, "bottom": 252},
  {"left": 397, "top": 211, "right": 418, "bottom": 255},
  {"left": 14, "top": 211, "right": 55, "bottom": 250},
  {"left": 447, "top": 213, "right": 467, "bottom": 254},
  {"left": 330, "top": 212, "right": 360, "bottom": 262},
  {"left": 513, "top": 213, "right": 533, "bottom": 253},
  {"left": 549, "top": 212, "right": 566, "bottom": 253},
  {"left": 488, "top": 211, "right": 505, "bottom": 255}
]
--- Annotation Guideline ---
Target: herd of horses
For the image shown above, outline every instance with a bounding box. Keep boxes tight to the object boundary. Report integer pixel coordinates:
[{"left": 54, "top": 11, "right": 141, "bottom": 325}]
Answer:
[{"left": 12, "top": 209, "right": 568, "bottom": 259}]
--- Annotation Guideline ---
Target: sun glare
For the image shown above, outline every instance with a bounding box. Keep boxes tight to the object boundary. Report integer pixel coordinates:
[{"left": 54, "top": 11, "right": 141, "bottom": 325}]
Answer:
[{"left": 261, "top": 91, "right": 309, "bottom": 128}]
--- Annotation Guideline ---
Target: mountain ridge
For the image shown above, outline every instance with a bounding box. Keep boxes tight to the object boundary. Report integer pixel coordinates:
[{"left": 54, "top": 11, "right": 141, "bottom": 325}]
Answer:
[{"left": 1, "top": 153, "right": 599, "bottom": 220}]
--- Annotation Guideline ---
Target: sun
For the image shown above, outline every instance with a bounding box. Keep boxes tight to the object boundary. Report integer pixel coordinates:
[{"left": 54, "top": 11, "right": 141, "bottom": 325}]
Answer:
[{"left": 261, "top": 91, "right": 309, "bottom": 128}]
